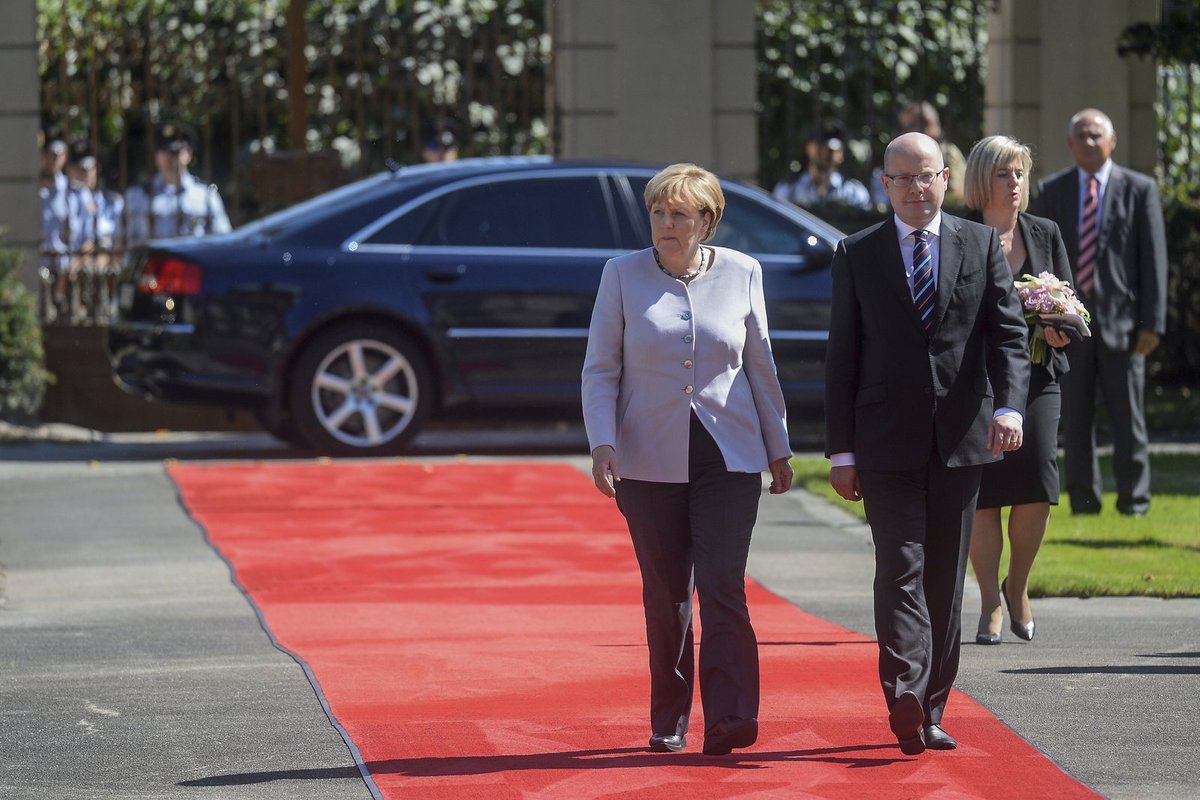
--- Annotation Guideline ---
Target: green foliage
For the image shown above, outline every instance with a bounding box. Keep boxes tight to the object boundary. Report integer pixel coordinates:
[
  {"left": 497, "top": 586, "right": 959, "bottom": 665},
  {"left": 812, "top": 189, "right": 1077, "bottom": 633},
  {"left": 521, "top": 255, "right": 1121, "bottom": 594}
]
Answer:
[
  {"left": 790, "top": 453, "right": 1200, "bottom": 598},
  {"left": 1156, "top": 64, "right": 1200, "bottom": 188},
  {"left": 0, "top": 240, "right": 52, "bottom": 419},
  {"left": 37, "top": 0, "right": 550, "bottom": 217},
  {"left": 1152, "top": 188, "right": 1200, "bottom": 384},
  {"left": 1118, "top": 5, "right": 1200, "bottom": 188},
  {"left": 1117, "top": 4, "right": 1200, "bottom": 64},
  {"left": 757, "top": 0, "right": 985, "bottom": 189}
]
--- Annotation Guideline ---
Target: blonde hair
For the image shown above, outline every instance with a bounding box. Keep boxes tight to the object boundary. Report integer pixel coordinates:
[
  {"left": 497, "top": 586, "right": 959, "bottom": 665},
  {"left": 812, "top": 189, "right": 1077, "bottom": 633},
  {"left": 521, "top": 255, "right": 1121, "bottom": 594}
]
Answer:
[
  {"left": 643, "top": 163, "right": 724, "bottom": 242},
  {"left": 964, "top": 135, "right": 1033, "bottom": 212}
]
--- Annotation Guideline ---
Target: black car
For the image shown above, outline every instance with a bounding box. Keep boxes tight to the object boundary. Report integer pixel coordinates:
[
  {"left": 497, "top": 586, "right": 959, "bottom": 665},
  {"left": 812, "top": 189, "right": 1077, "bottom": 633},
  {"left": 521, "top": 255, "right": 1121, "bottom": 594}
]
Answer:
[{"left": 108, "top": 157, "right": 841, "bottom": 456}]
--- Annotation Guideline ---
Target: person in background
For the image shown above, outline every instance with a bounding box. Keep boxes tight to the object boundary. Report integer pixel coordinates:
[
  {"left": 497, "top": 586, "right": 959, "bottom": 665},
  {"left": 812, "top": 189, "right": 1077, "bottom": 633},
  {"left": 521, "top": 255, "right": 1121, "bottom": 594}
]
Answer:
[
  {"left": 773, "top": 120, "right": 871, "bottom": 210},
  {"left": 124, "top": 121, "right": 231, "bottom": 247},
  {"left": 38, "top": 127, "right": 71, "bottom": 321},
  {"left": 420, "top": 121, "right": 460, "bottom": 163},
  {"left": 963, "top": 135, "right": 1073, "bottom": 645},
  {"left": 65, "top": 139, "right": 124, "bottom": 322},
  {"left": 825, "top": 132, "right": 1029, "bottom": 755},
  {"left": 871, "top": 101, "right": 967, "bottom": 210},
  {"left": 1031, "top": 108, "right": 1168, "bottom": 519},
  {"left": 582, "top": 163, "right": 793, "bottom": 757}
]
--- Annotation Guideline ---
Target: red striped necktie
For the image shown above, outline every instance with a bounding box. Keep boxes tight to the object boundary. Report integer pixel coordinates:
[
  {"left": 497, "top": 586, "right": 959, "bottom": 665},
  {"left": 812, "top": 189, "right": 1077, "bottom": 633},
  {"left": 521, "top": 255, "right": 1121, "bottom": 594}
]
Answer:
[
  {"left": 911, "top": 229, "right": 935, "bottom": 334},
  {"left": 1075, "top": 175, "right": 1099, "bottom": 294}
]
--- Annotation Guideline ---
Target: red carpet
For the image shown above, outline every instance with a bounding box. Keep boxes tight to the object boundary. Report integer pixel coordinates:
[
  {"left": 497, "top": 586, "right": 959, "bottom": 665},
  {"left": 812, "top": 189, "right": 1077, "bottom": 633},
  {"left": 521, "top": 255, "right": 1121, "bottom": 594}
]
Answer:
[{"left": 169, "top": 461, "right": 1098, "bottom": 799}]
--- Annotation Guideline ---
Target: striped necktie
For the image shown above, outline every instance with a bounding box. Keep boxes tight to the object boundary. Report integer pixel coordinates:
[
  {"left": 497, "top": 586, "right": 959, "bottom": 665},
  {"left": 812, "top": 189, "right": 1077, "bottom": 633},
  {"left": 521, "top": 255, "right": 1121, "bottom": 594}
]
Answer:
[
  {"left": 911, "top": 229, "right": 935, "bottom": 334},
  {"left": 1075, "top": 175, "right": 1099, "bottom": 294}
]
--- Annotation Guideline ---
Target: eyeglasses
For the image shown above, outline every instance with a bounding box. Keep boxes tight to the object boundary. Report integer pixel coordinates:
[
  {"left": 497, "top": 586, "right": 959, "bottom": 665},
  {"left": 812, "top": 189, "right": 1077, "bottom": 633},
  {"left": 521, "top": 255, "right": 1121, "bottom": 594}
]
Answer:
[{"left": 884, "top": 169, "right": 946, "bottom": 189}]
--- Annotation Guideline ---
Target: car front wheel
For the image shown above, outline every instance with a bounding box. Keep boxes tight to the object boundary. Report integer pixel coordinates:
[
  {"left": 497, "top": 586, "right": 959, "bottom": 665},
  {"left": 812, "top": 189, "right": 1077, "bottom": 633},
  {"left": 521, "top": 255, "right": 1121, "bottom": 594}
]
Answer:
[{"left": 289, "top": 323, "right": 433, "bottom": 456}]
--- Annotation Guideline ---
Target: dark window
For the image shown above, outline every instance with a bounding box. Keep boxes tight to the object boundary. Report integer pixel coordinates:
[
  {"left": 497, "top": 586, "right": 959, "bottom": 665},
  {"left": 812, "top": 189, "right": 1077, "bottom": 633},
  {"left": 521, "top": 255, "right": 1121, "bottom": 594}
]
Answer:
[
  {"left": 369, "top": 176, "right": 618, "bottom": 250},
  {"left": 364, "top": 198, "right": 439, "bottom": 245},
  {"left": 710, "top": 194, "right": 809, "bottom": 256},
  {"left": 622, "top": 177, "right": 812, "bottom": 257}
]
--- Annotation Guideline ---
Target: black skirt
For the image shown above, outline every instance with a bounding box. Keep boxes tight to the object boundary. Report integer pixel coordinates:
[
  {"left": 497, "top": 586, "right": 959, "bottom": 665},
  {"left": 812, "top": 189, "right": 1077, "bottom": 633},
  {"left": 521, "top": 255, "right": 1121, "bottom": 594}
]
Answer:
[{"left": 977, "top": 366, "right": 1061, "bottom": 508}]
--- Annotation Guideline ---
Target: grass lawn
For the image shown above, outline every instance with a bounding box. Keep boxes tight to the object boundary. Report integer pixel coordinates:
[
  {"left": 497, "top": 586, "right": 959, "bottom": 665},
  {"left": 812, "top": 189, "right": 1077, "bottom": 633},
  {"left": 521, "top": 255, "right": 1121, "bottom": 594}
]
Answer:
[{"left": 790, "top": 452, "right": 1200, "bottom": 598}]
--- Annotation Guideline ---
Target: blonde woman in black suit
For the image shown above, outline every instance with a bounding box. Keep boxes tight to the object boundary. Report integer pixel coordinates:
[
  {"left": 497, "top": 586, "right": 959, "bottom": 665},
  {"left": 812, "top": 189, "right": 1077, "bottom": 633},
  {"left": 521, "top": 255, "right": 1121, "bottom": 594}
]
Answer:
[{"left": 963, "top": 135, "right": 1073, "bottom": 645}]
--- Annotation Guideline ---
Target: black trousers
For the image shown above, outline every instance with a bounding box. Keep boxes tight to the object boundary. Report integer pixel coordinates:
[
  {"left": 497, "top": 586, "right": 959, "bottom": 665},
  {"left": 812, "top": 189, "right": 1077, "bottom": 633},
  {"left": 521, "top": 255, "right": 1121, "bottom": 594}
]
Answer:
[
  {"left": 858, "top": 456, "right": 982, "bottom": 726},
  {"left": 615, "top": 415, "right": 763, "bottom": 737}
]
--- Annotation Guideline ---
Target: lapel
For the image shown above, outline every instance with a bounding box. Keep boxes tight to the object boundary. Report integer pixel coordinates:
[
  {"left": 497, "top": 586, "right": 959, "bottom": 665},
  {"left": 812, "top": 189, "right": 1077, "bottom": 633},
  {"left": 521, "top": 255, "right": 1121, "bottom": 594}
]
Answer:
[
  {"left": 874, "top": 218, "right": 921, "bottom": 324},
  {"left": 1099, "top": 164, "right": 1126, "bottom": 254},
  {"left": 1018, "top": 213, "right": 1047, "bottom": 278},
  {"left": 932, "top": 214, "right": 965, "bottom": 332},
  {"left": 1057, "top": 170, "right": 1082, "bottom": 257}
]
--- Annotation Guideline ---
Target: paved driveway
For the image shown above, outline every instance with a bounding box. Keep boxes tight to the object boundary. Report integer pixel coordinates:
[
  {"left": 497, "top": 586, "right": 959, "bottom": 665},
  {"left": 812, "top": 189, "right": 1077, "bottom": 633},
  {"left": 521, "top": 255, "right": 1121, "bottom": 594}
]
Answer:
[{"left": 2, "top": 428, "right": 1197, "bottom": 799}]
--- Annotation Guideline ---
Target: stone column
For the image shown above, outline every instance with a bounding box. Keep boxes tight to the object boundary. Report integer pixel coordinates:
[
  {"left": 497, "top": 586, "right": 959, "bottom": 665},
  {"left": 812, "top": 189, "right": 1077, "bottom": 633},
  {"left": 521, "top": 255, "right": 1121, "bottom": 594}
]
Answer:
[
  {"left": 552, "top": 0, "right": 758, "bottom": 182},
  {"left": 985, "top": 0, "right": 1160, "bottom": 181},
  {"left": 0, "top": 0, "right": 42, "bottom": 285}
]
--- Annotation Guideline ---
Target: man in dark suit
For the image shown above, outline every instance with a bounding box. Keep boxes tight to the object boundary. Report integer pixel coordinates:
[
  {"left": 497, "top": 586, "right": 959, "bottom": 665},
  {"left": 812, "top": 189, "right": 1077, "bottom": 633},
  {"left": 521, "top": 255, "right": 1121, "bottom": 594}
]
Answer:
[
  {"left": 825, "top": 132, "right": 1029, "bottom": 755},
  {"left": 1031, "top": 108, "right": 1168, "bottom": 517}
]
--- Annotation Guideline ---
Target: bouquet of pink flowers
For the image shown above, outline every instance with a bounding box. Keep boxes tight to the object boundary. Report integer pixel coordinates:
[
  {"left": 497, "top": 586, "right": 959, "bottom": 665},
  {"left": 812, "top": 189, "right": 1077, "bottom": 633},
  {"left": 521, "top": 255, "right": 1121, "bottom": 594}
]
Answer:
[{"left": 1013, "top": 271, "right": 1091, "bottom": 364}]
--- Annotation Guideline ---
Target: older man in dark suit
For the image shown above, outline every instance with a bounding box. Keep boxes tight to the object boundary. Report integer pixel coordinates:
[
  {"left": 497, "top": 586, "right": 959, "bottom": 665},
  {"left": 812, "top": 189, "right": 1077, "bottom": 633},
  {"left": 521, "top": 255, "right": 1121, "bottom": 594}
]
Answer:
[
  {"left": 825, "top": 132, "right": 1029, "bottom": 755},
  {"left": 1031, "top": 108, "right": 1168, "bottom": 517}
]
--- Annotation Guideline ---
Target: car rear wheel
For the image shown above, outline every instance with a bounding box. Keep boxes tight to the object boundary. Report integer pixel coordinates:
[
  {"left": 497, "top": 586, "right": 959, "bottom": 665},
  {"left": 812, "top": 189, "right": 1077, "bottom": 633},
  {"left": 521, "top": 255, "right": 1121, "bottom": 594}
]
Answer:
[{"left": 289, "top": 323, "right": 433, "bottom": 456}]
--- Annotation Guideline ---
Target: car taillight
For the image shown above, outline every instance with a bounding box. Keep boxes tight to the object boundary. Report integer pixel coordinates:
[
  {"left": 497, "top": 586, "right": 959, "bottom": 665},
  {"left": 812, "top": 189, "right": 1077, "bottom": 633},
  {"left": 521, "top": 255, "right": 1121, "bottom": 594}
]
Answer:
[{"left": 138, "top": 255, "right": 203, "bottom": 295}]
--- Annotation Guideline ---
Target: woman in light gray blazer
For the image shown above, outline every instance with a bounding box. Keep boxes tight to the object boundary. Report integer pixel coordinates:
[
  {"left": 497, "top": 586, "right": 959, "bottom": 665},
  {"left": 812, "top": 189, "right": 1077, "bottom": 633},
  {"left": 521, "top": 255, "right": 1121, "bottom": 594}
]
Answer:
[{"left": 581, "top": 163, "right": 793, "bottom": 757}]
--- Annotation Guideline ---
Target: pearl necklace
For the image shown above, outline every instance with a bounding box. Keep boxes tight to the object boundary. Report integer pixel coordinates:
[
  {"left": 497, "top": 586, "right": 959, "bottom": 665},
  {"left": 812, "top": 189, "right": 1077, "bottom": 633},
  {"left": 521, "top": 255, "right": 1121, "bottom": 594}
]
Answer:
[{"left": 653, "top": 246, "right": 707, "bottom": 280}]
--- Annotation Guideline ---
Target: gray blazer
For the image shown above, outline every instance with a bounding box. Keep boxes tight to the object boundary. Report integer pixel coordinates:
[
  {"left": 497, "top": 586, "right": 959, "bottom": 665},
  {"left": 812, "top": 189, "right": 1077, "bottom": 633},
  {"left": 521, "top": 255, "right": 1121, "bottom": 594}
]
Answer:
[{"left": 581, "top": 246, "right": 791, "bottom": 483}]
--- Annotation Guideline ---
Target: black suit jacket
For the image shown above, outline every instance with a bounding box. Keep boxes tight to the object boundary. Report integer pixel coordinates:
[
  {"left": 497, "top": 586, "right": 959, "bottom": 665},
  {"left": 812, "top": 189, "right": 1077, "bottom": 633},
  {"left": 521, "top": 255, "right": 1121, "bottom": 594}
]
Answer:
[
  {"left": 964, "top": 211, "right": 1074, "bottom": 381},
  {"left": 1031, "top": 163, "right": 1168, "bottom": 351},
  {"left": 824, "top": 213, "right": 1030, "bottom": 471}
]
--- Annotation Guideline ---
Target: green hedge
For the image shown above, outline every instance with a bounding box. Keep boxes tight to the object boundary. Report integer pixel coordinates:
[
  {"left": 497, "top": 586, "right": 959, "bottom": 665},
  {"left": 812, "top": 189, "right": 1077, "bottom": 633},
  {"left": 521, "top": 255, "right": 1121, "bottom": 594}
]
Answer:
[
  {"left": 1155, "top": 190, "right": 1200, "bottom": 385},
  {"left": 0, "top": 239, "right": 51, "bottom": 420}
]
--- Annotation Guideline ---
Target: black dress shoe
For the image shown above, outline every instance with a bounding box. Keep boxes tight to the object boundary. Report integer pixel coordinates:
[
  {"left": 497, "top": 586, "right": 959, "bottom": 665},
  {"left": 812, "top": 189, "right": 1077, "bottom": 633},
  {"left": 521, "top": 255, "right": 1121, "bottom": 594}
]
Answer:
[
  {"left": 1001, "top": 578, "right": 1036, "bottom": 641},
  {"left": 648, "top": 733, "right": 686, "bottom": 752},
  {"left": 702, "top": 716, "right": 758, "bottom": 756},
  {"left": 888, "top": 691, "right": 925, "bottom": 755},
  {"left": 923, "top": 723, "right": 958, "bottom": 750}
]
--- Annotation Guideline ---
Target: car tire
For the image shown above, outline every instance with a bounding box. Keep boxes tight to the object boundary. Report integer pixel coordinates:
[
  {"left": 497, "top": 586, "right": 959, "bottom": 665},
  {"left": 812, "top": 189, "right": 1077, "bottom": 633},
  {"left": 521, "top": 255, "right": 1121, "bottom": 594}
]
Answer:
[{"left": 288, "top": 323, "right": 433, "bottom": 457}]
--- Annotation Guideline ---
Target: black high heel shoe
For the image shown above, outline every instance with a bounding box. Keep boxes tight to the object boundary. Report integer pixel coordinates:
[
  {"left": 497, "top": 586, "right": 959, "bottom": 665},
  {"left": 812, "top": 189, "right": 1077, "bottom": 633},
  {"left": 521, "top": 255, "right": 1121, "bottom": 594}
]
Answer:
[
  {"left": 1001, "top": 578, "right": 1036, "bottom": 641},
  {"left": 975, "top": 612, "right": 1002, "bottom": 645}
]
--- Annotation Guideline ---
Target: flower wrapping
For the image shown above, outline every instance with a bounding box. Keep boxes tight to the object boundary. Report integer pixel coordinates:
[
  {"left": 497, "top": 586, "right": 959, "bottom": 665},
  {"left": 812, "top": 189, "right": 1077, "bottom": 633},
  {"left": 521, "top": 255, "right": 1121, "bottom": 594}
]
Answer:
[{"left": 1013, "top": 271, "right": 1091, "bottom": 364}]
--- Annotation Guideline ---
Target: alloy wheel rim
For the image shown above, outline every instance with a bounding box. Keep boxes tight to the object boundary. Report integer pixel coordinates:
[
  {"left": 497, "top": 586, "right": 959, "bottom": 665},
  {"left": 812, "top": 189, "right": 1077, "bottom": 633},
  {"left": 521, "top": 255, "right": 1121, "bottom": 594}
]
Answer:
[{"left": 310, "top": 338, "right": 418, "bottom": 448}]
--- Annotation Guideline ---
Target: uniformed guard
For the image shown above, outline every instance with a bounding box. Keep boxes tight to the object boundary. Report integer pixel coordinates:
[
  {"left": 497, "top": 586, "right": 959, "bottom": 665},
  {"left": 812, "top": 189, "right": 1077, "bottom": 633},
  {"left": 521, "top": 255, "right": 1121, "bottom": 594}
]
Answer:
[
  {"left": 66, "top": 139, "right": 124, "bottom": 322},
  {"left": 38, "top": 126, "right": 71, "bottom": 322},
  {"left": 123, "top": 121, "right": 231, "bottom": 247}
]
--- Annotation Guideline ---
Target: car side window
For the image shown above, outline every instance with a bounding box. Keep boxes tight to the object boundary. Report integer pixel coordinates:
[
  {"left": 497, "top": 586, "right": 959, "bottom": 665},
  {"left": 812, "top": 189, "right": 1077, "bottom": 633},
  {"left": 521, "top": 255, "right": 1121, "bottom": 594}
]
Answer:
[
  {"left": 622, "top": 177, "right": 814, "bottom": 257},
  {"left": 710, "top": 194, "right": 808, "bottom": 256},
  {"left": 389, "top": 177, "right": 617, "bottom": 250}
]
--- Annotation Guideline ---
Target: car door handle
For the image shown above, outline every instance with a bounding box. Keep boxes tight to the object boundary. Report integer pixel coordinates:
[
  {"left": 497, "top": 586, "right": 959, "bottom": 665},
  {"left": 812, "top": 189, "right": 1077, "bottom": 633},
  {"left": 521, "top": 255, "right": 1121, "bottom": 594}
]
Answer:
[{"left": 425, "top": 264, "right": 467, "bottom": 283}]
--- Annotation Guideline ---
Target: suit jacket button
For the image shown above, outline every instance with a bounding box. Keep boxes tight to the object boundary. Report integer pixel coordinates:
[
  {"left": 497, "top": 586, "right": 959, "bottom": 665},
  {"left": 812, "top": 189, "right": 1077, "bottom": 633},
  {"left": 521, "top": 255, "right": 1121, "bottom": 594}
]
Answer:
[
  {"left": 682, "top": 360, "right": 693, "bottom": 369},
  {"left": 684, "top": 385, "right": 694, "bottom": 394},
  {"left": 681, "top": 311, "right": 692, "bottom": 320},
  {"left": 683, "top": 334, "right": 693, "bottom": 343}
]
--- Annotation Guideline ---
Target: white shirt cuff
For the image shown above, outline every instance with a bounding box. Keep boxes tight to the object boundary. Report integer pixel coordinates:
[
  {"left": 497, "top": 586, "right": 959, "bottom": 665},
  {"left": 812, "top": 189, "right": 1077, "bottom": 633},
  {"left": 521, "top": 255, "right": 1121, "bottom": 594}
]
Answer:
[
  {"left": 994, "top": 408, "right": 1023, "bottom": 424},
  {"left": 830, "top": 452, "right": 856, "bottom": 468}
]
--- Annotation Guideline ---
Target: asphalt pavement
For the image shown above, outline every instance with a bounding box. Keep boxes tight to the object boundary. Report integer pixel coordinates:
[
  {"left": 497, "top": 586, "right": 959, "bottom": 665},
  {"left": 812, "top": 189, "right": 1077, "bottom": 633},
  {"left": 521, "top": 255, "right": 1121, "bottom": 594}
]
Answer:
[{"left": 1, "top": 425, "right": 1196, "bottom": 799}]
